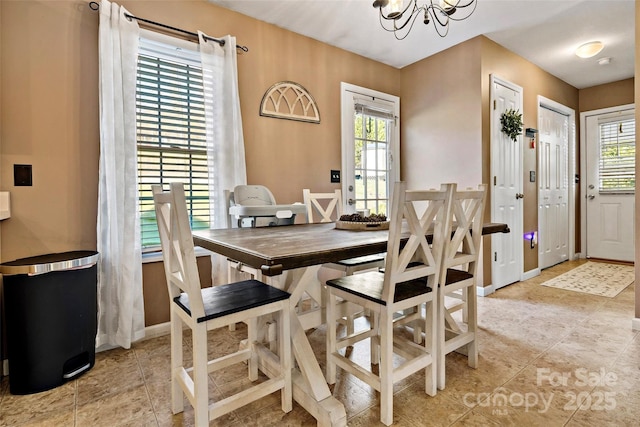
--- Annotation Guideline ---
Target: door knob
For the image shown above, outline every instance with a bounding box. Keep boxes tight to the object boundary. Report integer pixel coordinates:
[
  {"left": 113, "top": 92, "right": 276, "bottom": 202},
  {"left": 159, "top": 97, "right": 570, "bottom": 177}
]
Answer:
[
  {"left": 588, "top": 184, "right": 595, "bottom": 190},
  {"left": 348, "top": 198, "right": 355, "bottom": 205},
  {"left": 588, "top": 194, "right": 595, "bottom": 200},
  {"left": 515, "top": 193, "right": 524, "bottom": 199}
]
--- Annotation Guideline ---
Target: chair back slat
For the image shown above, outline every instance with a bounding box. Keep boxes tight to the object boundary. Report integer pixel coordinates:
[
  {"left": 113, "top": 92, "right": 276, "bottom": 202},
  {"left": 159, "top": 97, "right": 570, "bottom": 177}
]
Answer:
[
  {"left": 441, "top": 185, "right": 487, "bottom": 277},
  {"left": 303, "top": 189, "right": 343, "bottom": 223},
  {"left": 381, "top": 182, "right": 456, "bottom": 303},
  {"left": 153, "top": 183, "right": 206, "bottom": 319}
]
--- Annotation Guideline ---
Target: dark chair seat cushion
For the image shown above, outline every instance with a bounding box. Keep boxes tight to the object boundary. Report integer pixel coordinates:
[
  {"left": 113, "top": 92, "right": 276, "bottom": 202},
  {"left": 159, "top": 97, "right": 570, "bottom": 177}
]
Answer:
[
  {"left": 444, "top": 268, "right": 474, "bottom": 285},
  {"left": 326, "top": 271, "right": 432, "bottom": 306},
  {"left": 334, "top": 254, "right": 385, "bottom": 267},
  {"left": 173, "top": 279, "right": 290, "bottom": 323}
]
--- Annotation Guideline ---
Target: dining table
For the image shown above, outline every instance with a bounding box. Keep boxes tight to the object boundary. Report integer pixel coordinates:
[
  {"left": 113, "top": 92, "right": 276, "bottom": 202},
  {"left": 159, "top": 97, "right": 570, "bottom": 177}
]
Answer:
[{"left": 193, "top": 221, "right": 509, "bottom": 426}]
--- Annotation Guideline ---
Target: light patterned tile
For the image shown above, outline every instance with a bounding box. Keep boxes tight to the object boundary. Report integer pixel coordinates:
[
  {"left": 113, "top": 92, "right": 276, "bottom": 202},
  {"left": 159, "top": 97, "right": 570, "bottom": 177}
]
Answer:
[
  {"left": 76, "top": 384, "right": 155, "bottom": 426},
  {"left": 0, "top": 381, "right": 76, "bottom": 426}
]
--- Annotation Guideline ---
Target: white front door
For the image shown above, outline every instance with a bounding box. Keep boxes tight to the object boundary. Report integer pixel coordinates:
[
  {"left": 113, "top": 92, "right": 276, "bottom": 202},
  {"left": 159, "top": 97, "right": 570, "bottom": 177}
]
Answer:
[
  {"left": 584, "top": 107, "right": 635, "bottom": 262},
  {"left": 490, "top": 76, "right": 523, "bottom": 289},
  {"left": 340, "top": 83, "right": 400, "bottom": 216},
  {"left": 538, "top": 106, "right": 569, "bottom": 269}
]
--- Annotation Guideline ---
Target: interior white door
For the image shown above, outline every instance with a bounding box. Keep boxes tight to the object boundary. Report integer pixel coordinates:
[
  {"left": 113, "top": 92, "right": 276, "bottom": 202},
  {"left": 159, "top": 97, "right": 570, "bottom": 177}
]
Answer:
[
  {"left": 490, "top": 76, "right": 523, "bottom": 289},
  {"left": 538, "top": 106, "right": 569, "bottom": 269},
  {"left": 585, "top": 109, "right": 635, "bottom": 262},
  {"left": 341, "top": 83, "right": 400, "bottom": 216}
]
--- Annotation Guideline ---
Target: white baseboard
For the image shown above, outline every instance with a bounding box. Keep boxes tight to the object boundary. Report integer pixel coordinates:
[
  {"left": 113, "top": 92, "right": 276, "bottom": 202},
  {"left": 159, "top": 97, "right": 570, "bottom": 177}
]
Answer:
[
  {"left": 143, "top": 322, "right": 171, "bottom": 340},
  {"left": 573, "top": 252, "right": 583, "bottom": 260},
  {"left": 522, "top": 268, "right": 540, "bottom": 281},
  {"left": 477, "top": 285, "right": 494, "bottom": 297},
  {"left": 632, "top": 318, "right": 640, "bottom": 331}
]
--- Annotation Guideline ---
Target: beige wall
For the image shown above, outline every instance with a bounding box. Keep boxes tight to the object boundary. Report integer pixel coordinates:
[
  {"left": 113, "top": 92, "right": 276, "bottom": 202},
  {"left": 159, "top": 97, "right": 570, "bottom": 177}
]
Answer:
[
  {"left": 400, "top": 38, "right": 483, "bottom": 189},
  {"left": 0, "top": 1, "right": 400, "bottom": 328},
  {"left": 480, "top": 37, "right": 579, "bottom": 275},
  {"left": 0, "top": 0, "right": 400, "bottom": 264},
  {"left": 400, "top": 35, "right": 581, "bottom": 284},
  {"left": 0, "top": 1, "right": 634, "bottom": 325},
  {"left": 579, "top": 78, "right": 634, "bottom": 113}
]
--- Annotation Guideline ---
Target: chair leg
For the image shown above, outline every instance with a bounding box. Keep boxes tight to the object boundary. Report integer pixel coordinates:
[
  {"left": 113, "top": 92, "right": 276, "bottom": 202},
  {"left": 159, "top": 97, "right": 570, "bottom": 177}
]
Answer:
[
  {"left": 379, "top": 310, "right": 394, "bottom": 426},
  {"left": 279, "top": 303, "right": 293, "bottom": 413},
  {"left": 437, "top": 289, "right": 446, "bottom": 391},
  {"left": 170, "top": 310, "right": 184, "bottom": 414},
  {"left": 425, "top": 300, "right": 437, "bottom": 397},
  {"left": 247, "top": 317, "right": 258, "bottom": 381},
  {"left": 325, "top": 289, "right": 337, "bottom": 384},
  {"left": 192, "top": 325, "right": 210, "bottom": 427},
  {"left": 370, "top": 311, "right": 380, "bottom": 365},
  {"left": 466, "top": 286, "right": 478, "bottom": 369}
]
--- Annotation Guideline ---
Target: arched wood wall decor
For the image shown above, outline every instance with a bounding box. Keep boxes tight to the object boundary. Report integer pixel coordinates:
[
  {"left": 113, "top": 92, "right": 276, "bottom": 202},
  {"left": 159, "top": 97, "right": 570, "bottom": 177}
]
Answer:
[{"left": 259, "top": 81, "right": 320, "bottom": 123}]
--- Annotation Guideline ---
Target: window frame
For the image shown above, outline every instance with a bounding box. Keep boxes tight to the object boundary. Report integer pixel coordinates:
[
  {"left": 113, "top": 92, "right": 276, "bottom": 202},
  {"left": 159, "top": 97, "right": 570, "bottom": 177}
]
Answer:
[{"left": 136, "top": 30, "right": 212, "bottom": 251}]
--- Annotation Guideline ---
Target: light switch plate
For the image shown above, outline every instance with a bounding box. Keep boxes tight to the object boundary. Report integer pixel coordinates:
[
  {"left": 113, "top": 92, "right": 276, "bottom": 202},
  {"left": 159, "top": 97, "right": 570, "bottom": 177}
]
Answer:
[{"left": 14, "top": 164, "right": 32, "bottom": 186}]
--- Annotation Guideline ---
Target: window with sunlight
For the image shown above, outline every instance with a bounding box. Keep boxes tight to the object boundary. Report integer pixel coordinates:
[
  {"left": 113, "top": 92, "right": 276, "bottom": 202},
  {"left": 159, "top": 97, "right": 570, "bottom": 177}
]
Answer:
[
  {"left": 599, "top": 117, "right": 635, "bottom": 193},
  {"left": 136, "top": 36, "right": 211, "bottom": 249},
  {"left": 353, "top": 103, "right": 394, "bottom": 216}
]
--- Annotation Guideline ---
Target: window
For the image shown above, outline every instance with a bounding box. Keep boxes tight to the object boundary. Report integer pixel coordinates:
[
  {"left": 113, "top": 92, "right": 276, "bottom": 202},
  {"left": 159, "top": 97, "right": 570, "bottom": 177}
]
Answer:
[
  {"left": 341, "top": 83, "right": 400, "bottom": 218},
  {"left": 136, "top": 34, "right": 211, "bottom": 248},
  {"left": 599, "top": 117, "right": 635, "bottom": 193},
  {"left": 353, "top": 103, "right": 395, "bottom": 215}
]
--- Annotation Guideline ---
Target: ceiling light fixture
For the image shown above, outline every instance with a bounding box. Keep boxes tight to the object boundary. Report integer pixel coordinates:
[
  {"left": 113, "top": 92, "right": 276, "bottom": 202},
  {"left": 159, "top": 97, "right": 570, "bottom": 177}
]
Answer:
[
  {"left": 372, "top": 0, "right": 477, "bottom": 40},
  {"left": 598, "top": 57, "right": 611, "bottom": 65},
  {"left": 575, "top": 41, "right": 604, "bottom": 58}
]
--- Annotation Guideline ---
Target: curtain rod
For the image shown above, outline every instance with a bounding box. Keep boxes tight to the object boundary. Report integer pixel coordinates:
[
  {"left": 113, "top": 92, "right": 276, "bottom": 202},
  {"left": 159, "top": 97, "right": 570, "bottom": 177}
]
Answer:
[{"left": 89, "top": 1, "right": 249, "bottom": 52}]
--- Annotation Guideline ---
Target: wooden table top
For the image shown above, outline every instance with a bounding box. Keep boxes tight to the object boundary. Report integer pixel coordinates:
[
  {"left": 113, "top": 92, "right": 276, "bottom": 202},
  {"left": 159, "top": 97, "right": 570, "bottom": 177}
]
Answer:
[{"left": 193, "top": 222, "right": 509, "bottom": 276}]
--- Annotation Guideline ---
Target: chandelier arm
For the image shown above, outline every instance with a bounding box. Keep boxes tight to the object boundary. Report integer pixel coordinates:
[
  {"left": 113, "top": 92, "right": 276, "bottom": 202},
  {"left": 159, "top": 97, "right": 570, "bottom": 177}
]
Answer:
[
  {"left": 448, "top": 0, "right": 478, "bottom": 21},
  {"left": 429, "top": 5, "right": 450, "bottom": 28},
  {"left": 374, "top": 0, "right": 476, "bottom": 39},
  {"left": 393, "top": 9, "right": 425, "bottom": 40},
  {"left": 426, "top": 6, "right": 450, "bottom": 37},
  {"left": 377, "top": 0, "right": 416, "bottom": 21},
  {"left": 392, "top": 4, "right": 426, "bottom": 33}
]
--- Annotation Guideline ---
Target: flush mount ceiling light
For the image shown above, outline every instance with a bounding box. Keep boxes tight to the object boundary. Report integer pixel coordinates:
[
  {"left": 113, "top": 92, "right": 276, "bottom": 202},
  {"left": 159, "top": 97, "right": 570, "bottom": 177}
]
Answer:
[
  {"left": 575, "top": 41, "right": 604, "bottom": 58},
  {"left": 372, "top": 0, "right": 477, "bottom": 40}
]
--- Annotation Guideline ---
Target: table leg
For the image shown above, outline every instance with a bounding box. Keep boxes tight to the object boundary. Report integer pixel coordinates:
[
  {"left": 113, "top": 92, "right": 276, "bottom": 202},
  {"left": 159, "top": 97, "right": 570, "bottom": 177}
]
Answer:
[{"left": 266, "top": 270, "right": 347, "bottom": 427}]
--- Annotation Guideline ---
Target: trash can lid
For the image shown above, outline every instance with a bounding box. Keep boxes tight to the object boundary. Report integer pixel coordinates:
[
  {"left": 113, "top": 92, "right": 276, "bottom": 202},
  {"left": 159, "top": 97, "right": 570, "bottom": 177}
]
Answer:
[{"left": 0, "top": 251, "right": 99, "bottom": 275}]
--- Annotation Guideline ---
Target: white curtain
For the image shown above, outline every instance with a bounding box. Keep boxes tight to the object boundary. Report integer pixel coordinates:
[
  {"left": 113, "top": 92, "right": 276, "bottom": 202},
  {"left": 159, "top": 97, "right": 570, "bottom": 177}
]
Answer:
[
  {"left": 96, "top": 0, "right": 145, "bottom": 348},
  {"left": 199, "top": 32, "right": 247, "bottom": 285}
]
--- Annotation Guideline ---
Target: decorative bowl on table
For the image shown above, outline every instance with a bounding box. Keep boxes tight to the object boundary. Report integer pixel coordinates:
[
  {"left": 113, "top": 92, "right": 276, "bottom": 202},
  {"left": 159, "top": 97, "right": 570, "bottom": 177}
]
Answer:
[{"left": 335, "top": 213, "right": 390, "bottom": 231}]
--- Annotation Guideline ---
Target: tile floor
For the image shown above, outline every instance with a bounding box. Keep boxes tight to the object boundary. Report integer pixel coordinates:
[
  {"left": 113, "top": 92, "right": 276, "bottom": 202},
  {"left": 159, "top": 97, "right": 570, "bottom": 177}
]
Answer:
[{"left": 1, "top": 259, "right": 638, "bottom": 426}]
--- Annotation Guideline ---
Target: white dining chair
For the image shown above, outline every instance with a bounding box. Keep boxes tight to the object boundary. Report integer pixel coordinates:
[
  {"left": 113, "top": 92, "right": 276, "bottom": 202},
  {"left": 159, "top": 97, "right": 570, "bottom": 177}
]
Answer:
[
  {"left": 303, "top": 188, "right": 386, "bottom": 334},
  {"left": 437, "top": 184, "right": 487, "bottom": 390},
  {"left": 303, "top": 188, "right": 386, "bottom": 276},
  {"left": 152, "top": 182, "right": 292, "bottom": 427},
  {"left": 325, "top": 182, "right": 455, "bottom": 426}
]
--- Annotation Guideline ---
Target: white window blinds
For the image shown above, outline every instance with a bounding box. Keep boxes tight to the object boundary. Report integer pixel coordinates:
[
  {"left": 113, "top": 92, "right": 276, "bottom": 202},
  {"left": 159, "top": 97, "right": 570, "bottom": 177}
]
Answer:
[
  {"left": 599, "top": 117, "right": 635, "bottom": 193},
  {"left": 136, "top": 36, "right": 211, "bottom": 248}
]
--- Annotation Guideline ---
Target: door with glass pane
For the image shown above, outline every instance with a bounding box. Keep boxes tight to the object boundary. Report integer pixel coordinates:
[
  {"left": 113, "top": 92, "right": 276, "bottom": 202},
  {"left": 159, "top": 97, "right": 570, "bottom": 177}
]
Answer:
[
  {"left": 585, "top": 109, "right": 635, "bottom": 262},
  {"left": 340, "top": 83, "right": 400, "bottom": 217}
]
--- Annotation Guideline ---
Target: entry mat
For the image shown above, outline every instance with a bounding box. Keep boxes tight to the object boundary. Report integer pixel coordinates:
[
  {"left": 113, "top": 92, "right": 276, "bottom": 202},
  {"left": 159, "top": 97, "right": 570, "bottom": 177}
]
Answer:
[{"left": 541, "top": 262, "right": 634, "bottom": 298}]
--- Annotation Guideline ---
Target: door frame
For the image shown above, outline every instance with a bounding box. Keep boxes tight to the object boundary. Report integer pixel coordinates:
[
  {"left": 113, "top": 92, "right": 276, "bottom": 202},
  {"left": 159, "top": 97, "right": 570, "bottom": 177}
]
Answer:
[
  {"left": 340, "top": 82, "right": 400, "bottom": 213},
  {"left": 579, "top": 103, "right": 635, "bottom": 259},
  {"left": 537, "top": 96, "right": 577, "bottom": 267},
  {"left": 490, "top": 75, "right": 523, "bottom": 289}
]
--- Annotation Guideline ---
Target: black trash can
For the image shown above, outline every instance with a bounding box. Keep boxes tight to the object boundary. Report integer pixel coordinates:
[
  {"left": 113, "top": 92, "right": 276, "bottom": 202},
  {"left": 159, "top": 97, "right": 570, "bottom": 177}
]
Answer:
[{"left": 0, "top": 251, "right": 99, "bottom": 395}]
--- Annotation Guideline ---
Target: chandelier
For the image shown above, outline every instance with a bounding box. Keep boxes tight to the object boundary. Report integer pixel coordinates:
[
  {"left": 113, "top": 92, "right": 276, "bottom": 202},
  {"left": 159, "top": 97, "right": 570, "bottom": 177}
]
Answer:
[{"left": 372, "top": 0, "right": 477, "bottom": 40}]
